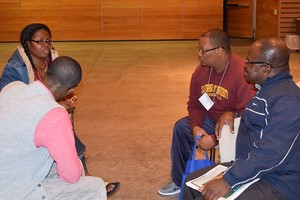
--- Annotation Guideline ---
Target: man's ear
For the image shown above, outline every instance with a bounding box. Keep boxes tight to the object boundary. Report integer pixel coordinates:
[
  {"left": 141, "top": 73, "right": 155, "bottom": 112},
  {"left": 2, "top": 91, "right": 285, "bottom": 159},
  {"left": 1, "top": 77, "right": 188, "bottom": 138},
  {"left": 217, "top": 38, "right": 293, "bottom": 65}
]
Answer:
[
  {"left": 262, "top": 65, "right": 272, "bottom": 76},
  {"left": 66, "top": 88, "right": 75, "bottom": 95},
  {"left": 217, "top": 47, "right": 223, "bottom": 54},
  {"left": 59, "top": 87, "right": 75, "bottom": 101}
]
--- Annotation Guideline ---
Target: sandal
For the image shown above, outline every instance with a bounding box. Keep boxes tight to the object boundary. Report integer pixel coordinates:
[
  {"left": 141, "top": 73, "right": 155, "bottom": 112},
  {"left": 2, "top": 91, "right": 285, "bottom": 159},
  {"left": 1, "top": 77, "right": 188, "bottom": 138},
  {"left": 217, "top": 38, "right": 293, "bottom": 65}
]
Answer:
[{"left": 106, "top": 182, "right": 120, "bottom": 197}]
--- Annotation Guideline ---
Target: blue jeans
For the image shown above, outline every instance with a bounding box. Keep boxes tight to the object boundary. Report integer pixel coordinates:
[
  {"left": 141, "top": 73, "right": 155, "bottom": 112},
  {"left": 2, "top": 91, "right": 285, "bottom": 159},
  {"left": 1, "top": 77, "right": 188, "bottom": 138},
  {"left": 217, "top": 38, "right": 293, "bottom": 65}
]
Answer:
[
  {"left": 74, "top": 132, "right": 86, "bottom": 161},
  {"left": 170, "top": 115, "right": 215, "bottom": 187}
]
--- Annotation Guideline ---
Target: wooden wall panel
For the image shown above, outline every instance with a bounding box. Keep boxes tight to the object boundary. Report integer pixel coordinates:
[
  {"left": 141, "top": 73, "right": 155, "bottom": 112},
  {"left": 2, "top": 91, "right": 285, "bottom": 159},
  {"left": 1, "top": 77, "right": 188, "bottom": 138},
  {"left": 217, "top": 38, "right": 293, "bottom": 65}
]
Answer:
[
  {"left": 256, "top": 0, "right": 300, "bottom": 40},
  {"left": 0, "top": 0, "right": 21, "bottom": 42},
  {"left": 226, "top": 0, "right": 253, "bottom": 38},
  {"left": 21, "top": 0, "right": 62, "bottom": 40},
  {"left": 278, "top": 0, "right": 300, "bottom": 39},
  {"left": 297, "top": 18, "right": 300, "bottom": 35},
  {"left": 143, "top": 0, "right": 182, "bottom": 39},
  {"left": 255, "top": 0, "right": 279, "bottom": 39},
  {"left": 60, "top": 0, "right": 102, "bottom": 41},
  {"left": 102, "top": 0, "right": 142, "bottom": 40},
  {"left": 0, "top": 0, "right": 223, "bottom": 41},
  {"left": 183, "top": 0, "right": 223, "bottom": 39}
]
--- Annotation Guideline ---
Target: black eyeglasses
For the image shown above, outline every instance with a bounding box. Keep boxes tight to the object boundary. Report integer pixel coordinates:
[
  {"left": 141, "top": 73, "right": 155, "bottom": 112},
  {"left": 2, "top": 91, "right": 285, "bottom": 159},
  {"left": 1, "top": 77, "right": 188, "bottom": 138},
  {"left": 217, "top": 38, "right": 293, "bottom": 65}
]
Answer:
[
  {"left": 31, "top": 39, "right": 54, "bottom": 45},
  {"left": 245, "top": 58, "right": 273, "bottom": 68},
  {"left": 196, "top": 46, "right": 223, "bottom": 55}
]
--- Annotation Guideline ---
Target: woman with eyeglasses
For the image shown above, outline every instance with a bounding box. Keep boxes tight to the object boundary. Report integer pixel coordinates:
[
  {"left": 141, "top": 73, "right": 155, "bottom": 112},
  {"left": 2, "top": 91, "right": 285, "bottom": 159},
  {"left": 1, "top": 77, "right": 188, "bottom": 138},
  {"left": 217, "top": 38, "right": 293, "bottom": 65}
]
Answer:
[
  {"left": 0, "top": 23, "right": 120, "bottom": 197},
  {"left": 1, "top": 23, "right": 57, "bottom": 88}
]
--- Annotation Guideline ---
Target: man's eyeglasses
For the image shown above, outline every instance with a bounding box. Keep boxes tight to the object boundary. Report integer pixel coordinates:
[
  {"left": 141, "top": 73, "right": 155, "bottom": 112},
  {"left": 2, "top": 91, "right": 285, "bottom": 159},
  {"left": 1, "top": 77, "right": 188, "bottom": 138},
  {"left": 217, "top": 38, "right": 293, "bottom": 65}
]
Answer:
[
  {"left": 31, "top": 39, "right": 54, "bottom": 45},
  {"left": 196, "top": 46, "right": 223, "bottom": 55},
  {"left": 244, "top": 58, "right": 273, "bottom": 68}
]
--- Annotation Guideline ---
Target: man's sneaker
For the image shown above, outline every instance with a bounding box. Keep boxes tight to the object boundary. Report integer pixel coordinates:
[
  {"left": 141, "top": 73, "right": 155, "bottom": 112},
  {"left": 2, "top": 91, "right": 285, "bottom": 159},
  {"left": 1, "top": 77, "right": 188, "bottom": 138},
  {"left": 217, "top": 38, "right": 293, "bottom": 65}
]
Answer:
[{"left": 158, "top": 181, "right": 180, "bottom": 196}]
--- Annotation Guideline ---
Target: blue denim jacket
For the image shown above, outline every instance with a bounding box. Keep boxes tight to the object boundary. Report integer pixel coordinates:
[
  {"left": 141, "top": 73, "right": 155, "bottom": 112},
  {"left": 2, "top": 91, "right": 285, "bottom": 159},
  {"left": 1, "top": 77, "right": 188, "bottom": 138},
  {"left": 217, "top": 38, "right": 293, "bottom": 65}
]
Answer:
[{"left": 0, "top": 50, "right": 29, "bottom": 90}]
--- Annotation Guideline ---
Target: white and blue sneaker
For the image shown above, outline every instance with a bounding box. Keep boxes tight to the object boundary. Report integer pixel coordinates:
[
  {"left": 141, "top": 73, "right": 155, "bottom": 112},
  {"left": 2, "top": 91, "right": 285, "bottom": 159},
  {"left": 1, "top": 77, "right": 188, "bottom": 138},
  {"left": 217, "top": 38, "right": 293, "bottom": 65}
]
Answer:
[{"left": 158, "top": 181, "right": 181, "bottom": 196}]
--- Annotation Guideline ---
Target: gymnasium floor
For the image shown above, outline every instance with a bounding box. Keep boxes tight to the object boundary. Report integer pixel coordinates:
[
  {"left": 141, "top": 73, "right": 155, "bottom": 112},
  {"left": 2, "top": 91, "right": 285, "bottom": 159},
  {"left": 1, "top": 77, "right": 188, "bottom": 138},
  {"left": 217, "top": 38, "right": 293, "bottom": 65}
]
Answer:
[{"left": 0, "top": 39, "right": 299, "bottom": 199}]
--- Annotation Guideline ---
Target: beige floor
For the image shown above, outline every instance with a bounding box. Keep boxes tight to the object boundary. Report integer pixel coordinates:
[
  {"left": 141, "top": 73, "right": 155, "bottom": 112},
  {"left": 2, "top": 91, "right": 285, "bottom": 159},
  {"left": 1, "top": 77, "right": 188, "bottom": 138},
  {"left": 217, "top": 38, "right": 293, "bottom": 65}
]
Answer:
[{"left": 0, "top": 39, "right": 299, "bottom": 200}]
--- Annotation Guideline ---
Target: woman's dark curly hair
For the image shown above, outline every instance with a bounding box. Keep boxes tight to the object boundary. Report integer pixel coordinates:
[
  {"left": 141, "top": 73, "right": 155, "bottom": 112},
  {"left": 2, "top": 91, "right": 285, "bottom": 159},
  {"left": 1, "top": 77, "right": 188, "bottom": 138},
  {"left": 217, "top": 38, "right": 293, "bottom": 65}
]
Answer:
[{"left": 20, "top": 23, "right": 53, "bottom": 69}]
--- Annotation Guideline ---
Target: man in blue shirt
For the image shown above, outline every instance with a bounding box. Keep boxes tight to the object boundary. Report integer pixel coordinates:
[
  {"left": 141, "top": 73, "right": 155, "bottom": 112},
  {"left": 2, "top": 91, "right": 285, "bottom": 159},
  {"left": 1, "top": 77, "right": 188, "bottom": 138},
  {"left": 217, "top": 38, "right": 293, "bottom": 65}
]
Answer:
[{"left": 182, "top": 37, "right": 300, "bottom": 200}]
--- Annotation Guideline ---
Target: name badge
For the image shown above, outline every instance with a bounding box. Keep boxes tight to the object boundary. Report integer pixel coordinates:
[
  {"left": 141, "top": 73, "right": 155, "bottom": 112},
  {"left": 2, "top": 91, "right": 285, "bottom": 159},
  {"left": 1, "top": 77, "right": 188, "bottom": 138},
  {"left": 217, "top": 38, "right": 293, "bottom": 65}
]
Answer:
[{"left": 198, "top": 93, "right": 214, "bottom": 111}]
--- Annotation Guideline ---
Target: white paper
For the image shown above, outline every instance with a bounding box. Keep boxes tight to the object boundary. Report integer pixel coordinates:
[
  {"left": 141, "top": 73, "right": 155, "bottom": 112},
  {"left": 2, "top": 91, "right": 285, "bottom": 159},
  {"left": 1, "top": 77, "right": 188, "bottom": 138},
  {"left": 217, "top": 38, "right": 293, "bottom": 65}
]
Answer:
[
  {"left": 198, "top": 93, "right": 214, "bottom": 111},
  {"left": 186, "top": 164, "right": 260, "bottom": 200},
  {"left": 219, "top": 117, "right": 241, "bottom": 163},
  {"left": 186, "top": 165, "right": 228, "bottom": 190}
]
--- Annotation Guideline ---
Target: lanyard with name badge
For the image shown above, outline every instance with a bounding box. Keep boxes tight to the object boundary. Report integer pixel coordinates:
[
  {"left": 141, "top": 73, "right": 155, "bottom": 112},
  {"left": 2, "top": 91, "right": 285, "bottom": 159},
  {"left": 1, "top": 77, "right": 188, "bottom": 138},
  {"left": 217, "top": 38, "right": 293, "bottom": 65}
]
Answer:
[{"left": 198, "top": 61, "right": 229, "bottom": 111}]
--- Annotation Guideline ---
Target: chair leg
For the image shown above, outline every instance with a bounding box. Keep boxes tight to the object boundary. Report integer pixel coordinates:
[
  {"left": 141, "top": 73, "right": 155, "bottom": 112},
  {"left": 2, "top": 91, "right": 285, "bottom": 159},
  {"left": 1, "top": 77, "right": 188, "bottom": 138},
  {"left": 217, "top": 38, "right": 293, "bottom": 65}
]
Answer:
[{"left": 210, "top": 147, "right": 215, "bottom": 162}]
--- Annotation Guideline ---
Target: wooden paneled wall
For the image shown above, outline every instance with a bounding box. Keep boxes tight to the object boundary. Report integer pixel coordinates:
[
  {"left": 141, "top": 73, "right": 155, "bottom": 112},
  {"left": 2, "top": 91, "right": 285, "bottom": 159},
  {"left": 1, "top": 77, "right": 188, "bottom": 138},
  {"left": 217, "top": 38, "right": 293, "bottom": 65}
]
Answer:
[
  {"left": 226, "top": 0, "right": 254, "bottom": 38},
  {"left": 0, "top": 0, "right": 223, "bottom": 42},
  {"left": 0, "top": 0, "right": 21, "bottom": 41},
  {"left": 256, "top": 0, "right": 300, "bottom": 40},
  {"left": 256, "top": 0, "right": 279, "bottom": 39},
  {"left": 278, "top": 0, "right": 300, "bottom": 39}
]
